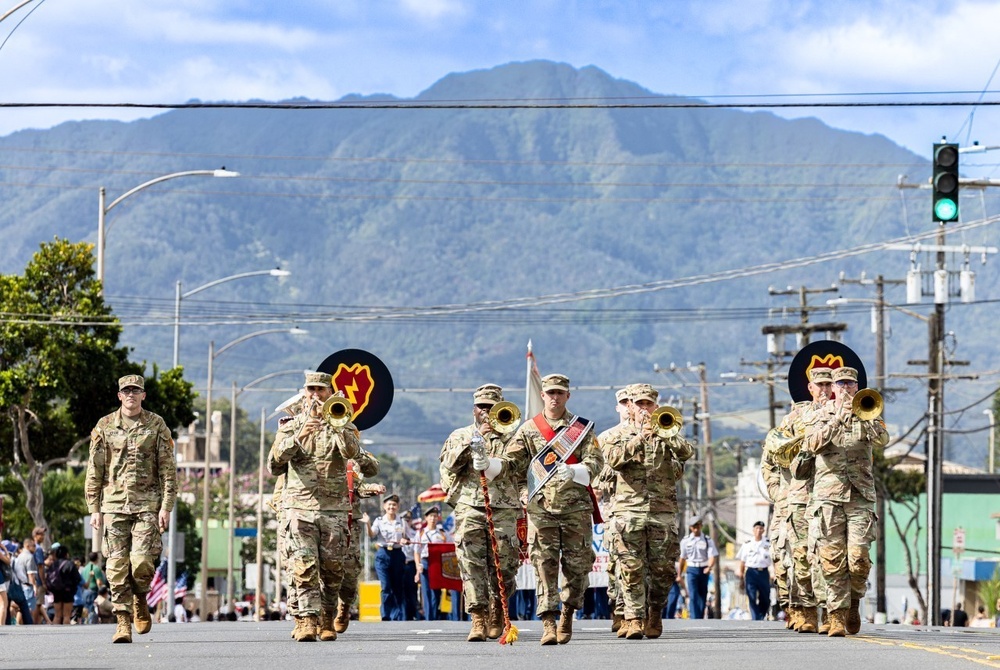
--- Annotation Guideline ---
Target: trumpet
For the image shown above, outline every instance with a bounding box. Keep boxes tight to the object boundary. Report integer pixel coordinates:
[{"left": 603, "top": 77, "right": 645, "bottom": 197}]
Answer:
[
  {"left": 648, "top": 405, "right": 683, "bottom": 438},
  {"left": 487, "top": 401, "right": 521, "bottom": 434},
  {"left": 852, "top": 388, "right": 883, "bottom": 421}
]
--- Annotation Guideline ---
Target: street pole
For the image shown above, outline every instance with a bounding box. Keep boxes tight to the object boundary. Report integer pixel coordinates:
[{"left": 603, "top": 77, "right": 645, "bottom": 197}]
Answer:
[
  {"left": 227, "top": 381, "right": 238, "bottom": 611},
  {"left": 874, "top": 276, "right": 887, "bottom": 621},
  {"left": 255, "top": 407, "right": 265, "bottom": 621},
  {"left": 200, "top": 340, "right": 214, "bottom": 619},
  {"left": 926, "top": 227, "right": 946, "bottom": 626},
  {"left": 697, "top": 363, "right": 721, "bottom": 619}
]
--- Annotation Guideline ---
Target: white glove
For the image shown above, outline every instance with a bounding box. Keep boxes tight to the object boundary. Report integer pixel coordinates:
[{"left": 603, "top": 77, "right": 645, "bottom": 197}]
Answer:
[
  {"left": 553, "top": 463, "right": 573, "bottom": 485},
  {"left": 472, "top": 449, "right": 490, "bottom": 471}
]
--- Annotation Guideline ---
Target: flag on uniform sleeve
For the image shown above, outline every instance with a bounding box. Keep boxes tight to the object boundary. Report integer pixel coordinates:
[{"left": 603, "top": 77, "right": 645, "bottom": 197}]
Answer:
[
  {"left": 146, "top": 560, "right": 168, "bottom": 608},
  {"left": 525, "top": 340, "right": 544, "bottom": 418}
]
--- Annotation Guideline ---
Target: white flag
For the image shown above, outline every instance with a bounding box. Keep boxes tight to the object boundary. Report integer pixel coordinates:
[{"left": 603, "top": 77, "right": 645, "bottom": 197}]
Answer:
[{"left": 525, "top": 340, "right": 544, "bottom": 418}]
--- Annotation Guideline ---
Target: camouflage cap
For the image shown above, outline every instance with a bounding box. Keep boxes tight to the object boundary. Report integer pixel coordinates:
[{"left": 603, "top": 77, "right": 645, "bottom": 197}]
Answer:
[
  {"left": 541, "top": 373, "right": 570, "bottom": 391},
  {"left": 832, "top": 366, "right": 858, "bottom": 382},
  {"left": 615, "top": 387, "right": 631, "bottom": 402},
  {"left": 304, "top": 370, "right": 332, "bottom": 388},
  {"left": 630, "top": 383, "right": 658, "bottom": 403},
  {"left": 118, "top": 374, "right": 145, "bottom": 391},
  {"left": 808, "top": 367, "right": 834, "bottom": 383},
  {"left": 473, "top": 383, "right": 504, "bottom": 406}
]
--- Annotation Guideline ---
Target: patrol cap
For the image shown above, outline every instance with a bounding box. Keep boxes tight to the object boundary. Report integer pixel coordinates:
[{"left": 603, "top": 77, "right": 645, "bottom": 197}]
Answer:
[
  {"left": 304, "top": 370, "right": 333, "bottom": 388},
  {"left": 753, "top": 520, "right": 765, "bottom": 528},
  {"left": 382, "top": 493, "right": 400, "bottom": 505},
  {"left": 541, "top": 374, "right": 570, "bottom": 391},
  {"left": 832, "top": 367, "right": 859, "bottom": 382},
  {"left": 118, "top": 374, "right": 145, "bottom": 391},
  {"left": 630, "top": 383, "right": 658, "bottom": 403},
  {"left": 808, "top": 367, "right": 833, "bottom": 383},
  {"left": 473, "top": 384, "right": 503, "bottom": 406},
  {"left": 615, "top": 387, "right": 631, "bottom": 402}
]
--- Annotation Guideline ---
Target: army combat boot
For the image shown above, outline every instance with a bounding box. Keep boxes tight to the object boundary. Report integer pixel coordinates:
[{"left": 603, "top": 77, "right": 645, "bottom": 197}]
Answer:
[
  {"left": 467, "top": 610, "right": 487, "bottom": 642},
  {"left": 487, "top": 603, "right": 503, "bottom": 639},
  {"left": 611, "top": 612, "right": 624, "bottom": 633},
  {"left": 319, "top": 609, "right": 338, "bottom": 641},
  {"left": 133, "top": 595, "right": 152, "bottom": 634},
  {"left": 798, "top": 607, "right": 818, "bottom": 634},
  {"left": 540, "top": 613, "right": 558, "bottom": 645},
  {"left": 334, "top": 602, "right": 350, "bottom": 633},
  {"left": 557, "top": 607, "right": 575, "bottom": 644},
  {"left": 112, "top": 613, "right": 133, "bottom": 643},
  {"left": 817, "top": 607, "right": 830, "bottom": 634},
  {"left": 784, "top": 606, "right": 794, "bottom": 629},
  {"left": 827, "top": 608, "right": 847, "bottom": 637},
  {"left": 624, "top": 618, "right": 644, "bottom": 640},
  {"left": 296, "top": 615, "right": 318, "bottom": 642},
  {"left": 846, "top": 598, "right": 861, "bottom": 635},
  {"left": 644, "top": 606, "right": 663, "bottom": 639},
  {"left": 291, "top": 617, "right": 303, "bottom": 639}
]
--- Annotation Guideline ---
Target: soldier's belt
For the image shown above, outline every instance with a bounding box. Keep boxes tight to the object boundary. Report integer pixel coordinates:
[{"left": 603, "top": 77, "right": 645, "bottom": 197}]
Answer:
[{"left": 377, "top": 543, "right": 400, "bottom": 551}]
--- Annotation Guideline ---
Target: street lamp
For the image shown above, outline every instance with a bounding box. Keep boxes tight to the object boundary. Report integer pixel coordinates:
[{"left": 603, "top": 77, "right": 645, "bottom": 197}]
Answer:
[
  {"left": 226, "top": 369, "right": 301, "bottom": 612},
  {"left": 199, "top": 327, "right": 306, "bottom": 619},
  {"left": 97, "top": 168, "right": 240, "bottom": 285},
  {"left": 165, "top": 266, "right": 291, "bottom": 610},
  {"left": 173, "top": 268, "right": 290, "bottom": 368}
]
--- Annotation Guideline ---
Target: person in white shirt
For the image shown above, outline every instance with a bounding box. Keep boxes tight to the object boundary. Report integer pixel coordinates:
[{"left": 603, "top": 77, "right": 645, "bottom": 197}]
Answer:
[
  {"left": 414, "top": 506, "right": 454, "bottom": 620},
  {"left": 172, "top": 599, "right": 187, "bottom": 622},
  {"left": 677, "top": 516, "right": 719, "bottom": 619},
  {"left": 736, "top": 521, "right": 773, "bottom": 620}
]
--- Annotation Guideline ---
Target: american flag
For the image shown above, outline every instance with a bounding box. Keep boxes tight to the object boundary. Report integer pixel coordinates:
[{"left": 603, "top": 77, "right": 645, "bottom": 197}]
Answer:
[
  {"left": 146, "top": 561, "right": 168, "bottom": 608},
  {"left": 174, "top": 572, "right": 189, "bottom": 601}
]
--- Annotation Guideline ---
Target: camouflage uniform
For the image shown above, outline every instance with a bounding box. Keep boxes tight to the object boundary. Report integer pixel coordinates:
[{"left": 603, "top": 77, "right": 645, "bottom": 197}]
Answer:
[
  {"left": 760, "top": 436, "right": 792, "bottom": 613},
  {"left": 86, "top": 402, "right": 176, "bottom": 616},
  {"left": 596, "top": 419, "right": 629, "bottom": 621},
  {"left": 802, "top": 381, "right": 889, "bottom": 615},
  {"left": 268, "top": 409, "right": 361, "bottom": 618},
  {"left": 604, "top": 420, "right": 693, "bottom": 621},
  {"left": 504, "top": 401, "right": 603, "bottom": 619},
  {"left": 271, "top": 474, "right": 297, "bottom": 617},
  {"left": 778, "top": 401, "right": 819, "bottom": 611},
  {"left": 440, "top": 422, "right": 523, "bottom": 618},
  {"left": 339, "top": 450, "right": 381, "bottom": 611}
]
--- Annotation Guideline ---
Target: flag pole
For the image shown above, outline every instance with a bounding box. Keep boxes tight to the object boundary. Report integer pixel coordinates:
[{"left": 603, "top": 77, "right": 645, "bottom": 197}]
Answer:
[{"left": 525, "top": 340, "right": 533, "bottom": 419}]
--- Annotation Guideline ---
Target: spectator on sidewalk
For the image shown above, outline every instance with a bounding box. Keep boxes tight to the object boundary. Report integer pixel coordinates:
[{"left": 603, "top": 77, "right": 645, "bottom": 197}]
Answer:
[
  {"left": 46, "top": 544, "right": 81, "bottom": 625},
  {"left": 80, "top": 552, "right": 107, "bottom": 623},
  {"left": 14, "top": 538, "right": 41, "bottom": 624}
]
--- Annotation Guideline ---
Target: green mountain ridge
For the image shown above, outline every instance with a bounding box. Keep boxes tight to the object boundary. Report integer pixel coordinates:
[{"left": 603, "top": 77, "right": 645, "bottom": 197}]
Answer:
[{"left": 1, "top": 60, "right": 993, "bottom": 466}]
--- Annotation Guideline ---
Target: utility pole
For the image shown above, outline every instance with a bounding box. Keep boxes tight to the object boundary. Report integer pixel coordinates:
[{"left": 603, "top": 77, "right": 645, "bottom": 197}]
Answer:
[{"left": 693, "top": 363, "right": 722, "bottom": 619}]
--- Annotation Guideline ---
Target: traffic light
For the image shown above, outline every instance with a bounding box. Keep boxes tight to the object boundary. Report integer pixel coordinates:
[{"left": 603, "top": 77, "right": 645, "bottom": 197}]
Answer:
[{"left": 932, "top": 142, "right": 959, "bottom": 222}]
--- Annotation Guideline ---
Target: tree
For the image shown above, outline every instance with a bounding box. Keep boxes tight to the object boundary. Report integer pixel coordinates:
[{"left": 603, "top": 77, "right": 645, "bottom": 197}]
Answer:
[
  {"left": 0, "top": 239, "right": 195, "bottom": 543},
  {"left": 875, "top": 427, "right": 928, "bottom": 623}
]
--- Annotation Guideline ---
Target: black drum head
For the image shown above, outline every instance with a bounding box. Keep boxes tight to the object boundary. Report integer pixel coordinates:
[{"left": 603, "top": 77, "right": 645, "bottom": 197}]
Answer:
[
  {"left": 787, "top": 340, "right": 868, "bottom": 402},
  {"left": 316, "top": 349, "right": 394, "bottom": 431}
]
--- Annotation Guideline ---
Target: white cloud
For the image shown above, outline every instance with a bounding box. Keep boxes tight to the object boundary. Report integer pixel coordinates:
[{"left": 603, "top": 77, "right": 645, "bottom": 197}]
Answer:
[{"left": 397, "top": 0, "right": 467, "bottom": 22}]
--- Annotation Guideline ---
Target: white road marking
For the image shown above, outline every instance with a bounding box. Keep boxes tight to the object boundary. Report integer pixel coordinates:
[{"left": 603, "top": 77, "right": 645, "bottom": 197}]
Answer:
[{"left": 406, "top": 645, "right": 425, "bottom": 651}]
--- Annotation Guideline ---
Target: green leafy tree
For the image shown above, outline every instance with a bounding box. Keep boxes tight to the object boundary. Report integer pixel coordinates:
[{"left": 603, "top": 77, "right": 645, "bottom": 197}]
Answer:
[{"left": 0, "top": 239, "right": 195, "bottom": 543}]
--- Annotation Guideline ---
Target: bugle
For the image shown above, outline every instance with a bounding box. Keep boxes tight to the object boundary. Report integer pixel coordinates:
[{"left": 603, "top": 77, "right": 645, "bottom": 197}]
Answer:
[
  {"left": 649, "top": 405, "right": 683, "bottom": 438},
  {"left": 487, "top": 401, "right": 521, "bottom": 434},
  {"left": 852, "top": 388, "right": 883, "bottom": 421}
]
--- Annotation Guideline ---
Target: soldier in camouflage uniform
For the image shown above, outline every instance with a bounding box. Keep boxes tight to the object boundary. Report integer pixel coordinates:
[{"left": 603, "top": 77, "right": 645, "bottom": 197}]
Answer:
[
  {"left": 268, "top": 371, "right": 361, "bottom": 642},
  {"left": 502, "top": 373, "right": 604, "bottom": 645},
  {"left": 335, "top": 452, "right": 383, "bottom": 633},
  {"left": 595, "top": 386, "right": 633, "bottom": 634},
  {"left": 802, "top": 367, "right": 889, "bottom": 637},
  {"left": 605, "top": 383, "right": 694, "bottom": 640},
  {"left": 439, "top": 384, "right": 524, "bottom": 642},
  {"left": 761, "top": 422, "right": 793, "bottom": 626},
  {"left": 86, "top": 374, "right": 176, "bottom": 644},
  {"left": 775, "top": 367, "right": 834, "bottom": 633}
]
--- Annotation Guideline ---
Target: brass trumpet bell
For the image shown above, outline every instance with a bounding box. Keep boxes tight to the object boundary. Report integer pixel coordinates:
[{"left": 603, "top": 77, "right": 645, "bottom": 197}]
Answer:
[
  {"left": 650, "top": 405, "right": 683, "bottom": 438},
  {"left": 488, "top": 401, "right": 521, "bottom": 434},
  {"left": 322, "top": 395, "right": 354, "bottom": 428},
  {"left": 852, "top": 388, "right": 883, "bottom": 421}
]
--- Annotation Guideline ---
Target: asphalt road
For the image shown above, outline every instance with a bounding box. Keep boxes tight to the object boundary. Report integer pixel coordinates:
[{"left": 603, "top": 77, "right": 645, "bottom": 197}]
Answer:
[{"left": 3, "top": 619, "right": 1000, "bottom": 669}]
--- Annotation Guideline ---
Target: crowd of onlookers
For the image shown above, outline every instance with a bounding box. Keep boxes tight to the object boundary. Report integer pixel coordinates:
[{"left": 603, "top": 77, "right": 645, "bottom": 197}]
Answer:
[{"left": 0, "top": 526, "right": 113, "bottom": 626}]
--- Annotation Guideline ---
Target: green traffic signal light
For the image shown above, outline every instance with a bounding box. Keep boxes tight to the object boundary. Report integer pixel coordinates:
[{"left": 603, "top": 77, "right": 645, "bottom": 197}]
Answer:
[{"left": 932, "top": 142, "right": 960, "bottom": 222}]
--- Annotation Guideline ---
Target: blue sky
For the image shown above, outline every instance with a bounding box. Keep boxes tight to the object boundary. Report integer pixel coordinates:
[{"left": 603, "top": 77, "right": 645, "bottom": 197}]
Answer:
[{"left": 1, "top": 0, "right": 999, "bottom": 161}]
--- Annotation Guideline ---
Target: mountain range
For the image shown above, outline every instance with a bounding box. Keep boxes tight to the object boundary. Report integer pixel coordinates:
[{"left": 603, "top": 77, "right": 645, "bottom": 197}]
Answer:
[{"left": 1, "top": 60, "right": 995, "bottom": 467}]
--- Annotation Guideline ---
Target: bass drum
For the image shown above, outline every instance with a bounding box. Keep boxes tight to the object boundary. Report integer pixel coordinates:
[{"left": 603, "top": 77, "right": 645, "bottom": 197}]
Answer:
[{"left": 756, "top": 464, "right": 773, "bottom": 503}]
